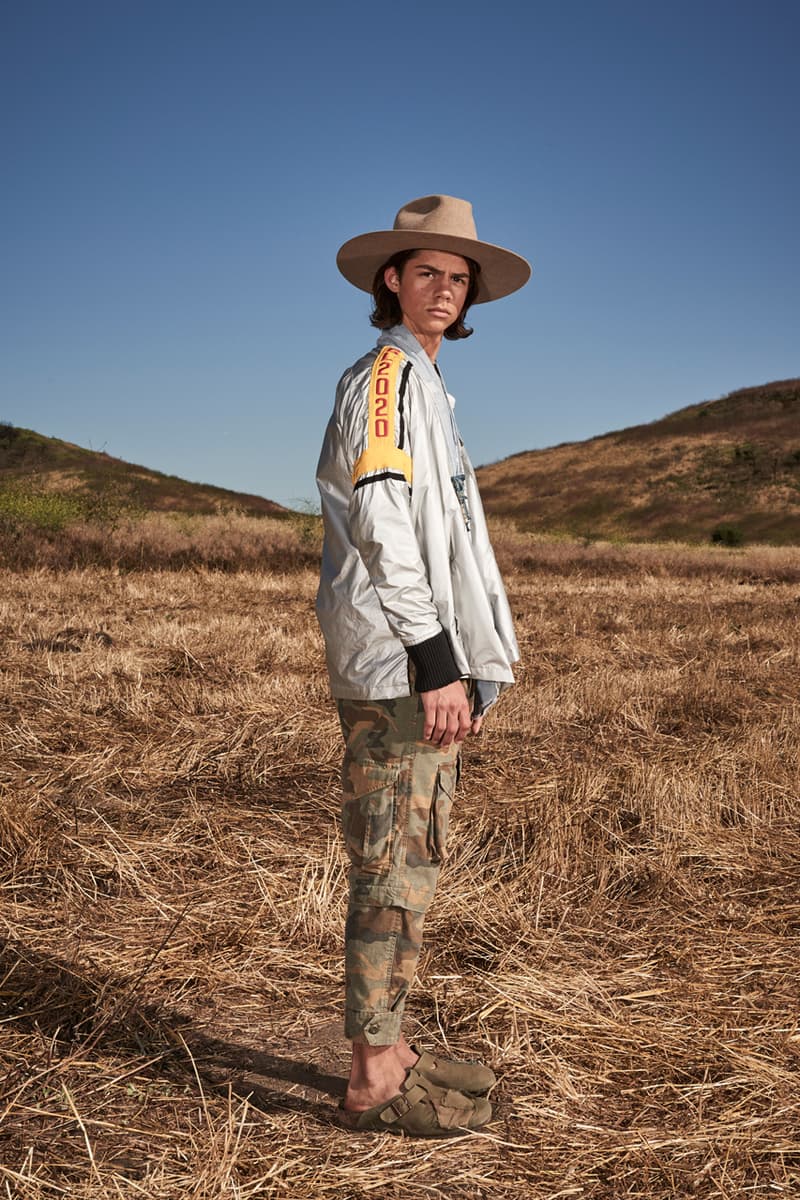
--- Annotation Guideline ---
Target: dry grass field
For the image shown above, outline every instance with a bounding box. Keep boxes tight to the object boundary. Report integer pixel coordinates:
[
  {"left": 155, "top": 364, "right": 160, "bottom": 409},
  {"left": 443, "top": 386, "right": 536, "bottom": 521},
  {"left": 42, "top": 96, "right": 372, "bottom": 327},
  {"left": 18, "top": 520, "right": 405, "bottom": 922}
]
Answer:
[{"left": 1, "top": 528, "right": 799, "bottom": 1198}]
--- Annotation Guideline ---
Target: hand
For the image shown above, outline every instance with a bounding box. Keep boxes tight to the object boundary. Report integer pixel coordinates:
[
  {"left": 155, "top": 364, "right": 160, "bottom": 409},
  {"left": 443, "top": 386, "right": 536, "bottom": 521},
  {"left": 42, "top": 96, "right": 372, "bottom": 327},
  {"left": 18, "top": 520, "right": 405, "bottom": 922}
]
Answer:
[{"left": 420, "top": 681, "right": 481, "bottom": 747}]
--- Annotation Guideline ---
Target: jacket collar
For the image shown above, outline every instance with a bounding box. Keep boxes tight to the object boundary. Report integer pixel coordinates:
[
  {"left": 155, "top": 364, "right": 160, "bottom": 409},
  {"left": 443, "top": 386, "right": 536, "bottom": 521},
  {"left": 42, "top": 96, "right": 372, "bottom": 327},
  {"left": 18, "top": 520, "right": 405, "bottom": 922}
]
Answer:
[{"left": 376, "top": 324, "right": 442, "bottom": 392}]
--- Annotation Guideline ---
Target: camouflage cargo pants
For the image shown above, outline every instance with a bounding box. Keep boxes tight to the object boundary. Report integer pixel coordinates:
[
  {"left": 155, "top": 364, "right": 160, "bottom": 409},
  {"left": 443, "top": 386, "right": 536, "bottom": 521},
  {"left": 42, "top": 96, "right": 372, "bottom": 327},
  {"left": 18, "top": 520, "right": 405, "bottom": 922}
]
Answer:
[{"left": 337, "top": 692, "right": 460, "bottom": 1044}]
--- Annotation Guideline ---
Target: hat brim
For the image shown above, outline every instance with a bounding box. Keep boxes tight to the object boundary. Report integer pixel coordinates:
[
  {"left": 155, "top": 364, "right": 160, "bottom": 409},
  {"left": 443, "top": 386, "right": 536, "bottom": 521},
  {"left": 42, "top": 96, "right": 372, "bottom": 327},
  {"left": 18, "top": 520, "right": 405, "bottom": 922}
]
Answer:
[{"left": 336, "top": 230, "right": 531, "bottom": 304}]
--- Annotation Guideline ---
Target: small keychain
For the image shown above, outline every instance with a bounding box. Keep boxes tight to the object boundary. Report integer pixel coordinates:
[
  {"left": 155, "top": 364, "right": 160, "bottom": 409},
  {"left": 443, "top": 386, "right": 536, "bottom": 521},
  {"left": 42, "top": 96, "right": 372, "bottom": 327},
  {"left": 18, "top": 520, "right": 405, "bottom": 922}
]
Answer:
[{"left": 451, "top": 472, "right": 472, "bottom": 532}]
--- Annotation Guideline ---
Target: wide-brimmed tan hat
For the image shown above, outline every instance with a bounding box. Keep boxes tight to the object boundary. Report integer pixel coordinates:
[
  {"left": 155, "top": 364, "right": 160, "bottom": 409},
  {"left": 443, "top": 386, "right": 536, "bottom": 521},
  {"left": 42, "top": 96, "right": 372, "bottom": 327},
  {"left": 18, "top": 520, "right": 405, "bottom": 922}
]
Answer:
[{"left": 336, "top": 194, "right": 531, "bottom": 304}]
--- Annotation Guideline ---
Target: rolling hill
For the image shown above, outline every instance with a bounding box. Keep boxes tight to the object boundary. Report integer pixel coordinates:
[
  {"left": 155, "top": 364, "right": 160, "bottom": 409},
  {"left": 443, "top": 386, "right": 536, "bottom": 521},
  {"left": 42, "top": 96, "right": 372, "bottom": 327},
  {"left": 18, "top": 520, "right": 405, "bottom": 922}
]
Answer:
[
  {"left": 4, "top": 377, "right": 799, "bottom": 547},
  {"left": 0, "top": 424, "right": 287, "bottom": 519},
  {"left": 476, "top": 378, "right": 800, "bottom": 544}
]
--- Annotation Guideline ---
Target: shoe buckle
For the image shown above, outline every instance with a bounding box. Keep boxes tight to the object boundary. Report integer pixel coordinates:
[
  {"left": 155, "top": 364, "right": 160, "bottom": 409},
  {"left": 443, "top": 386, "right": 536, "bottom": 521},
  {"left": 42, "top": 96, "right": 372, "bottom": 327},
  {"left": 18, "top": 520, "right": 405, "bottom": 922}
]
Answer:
[{"left": 382, "top": 1094, "right": 411, "bottom": 1121}]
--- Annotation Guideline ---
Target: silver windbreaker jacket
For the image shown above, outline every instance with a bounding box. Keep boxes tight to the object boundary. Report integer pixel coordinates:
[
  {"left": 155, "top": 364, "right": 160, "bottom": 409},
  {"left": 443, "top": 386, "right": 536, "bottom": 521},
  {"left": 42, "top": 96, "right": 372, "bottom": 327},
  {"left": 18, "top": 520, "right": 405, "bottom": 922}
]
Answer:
[{"left": 316, "top": 324, "right": 519, "bottom": 700}]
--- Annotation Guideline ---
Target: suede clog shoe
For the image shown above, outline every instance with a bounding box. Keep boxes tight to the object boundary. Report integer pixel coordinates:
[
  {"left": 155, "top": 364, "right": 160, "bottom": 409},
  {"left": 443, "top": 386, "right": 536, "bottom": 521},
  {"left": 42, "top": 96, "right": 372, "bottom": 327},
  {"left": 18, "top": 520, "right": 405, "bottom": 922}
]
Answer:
[
  {"left": 341, "top": 1067, "right": 491, "bottom": 1137},
  {"left": 411, "top": 1045, "right": 497, "bottom": 1096}
]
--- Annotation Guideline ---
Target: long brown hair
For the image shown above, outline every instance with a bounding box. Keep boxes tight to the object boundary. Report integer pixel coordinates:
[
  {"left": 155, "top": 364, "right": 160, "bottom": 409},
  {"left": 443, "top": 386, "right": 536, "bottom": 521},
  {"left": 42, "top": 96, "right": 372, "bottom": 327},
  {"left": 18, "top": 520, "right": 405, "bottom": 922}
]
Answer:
[{"left": 369, "top": 249, "right": 480, "bottom": 340}]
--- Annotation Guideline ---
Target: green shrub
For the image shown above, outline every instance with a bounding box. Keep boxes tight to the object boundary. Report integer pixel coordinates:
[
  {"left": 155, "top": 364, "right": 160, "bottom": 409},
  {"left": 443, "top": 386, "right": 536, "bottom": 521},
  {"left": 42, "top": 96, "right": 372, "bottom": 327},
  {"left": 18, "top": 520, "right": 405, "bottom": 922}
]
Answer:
[
  {"left": 0, "top": 486, "right": 87, "bottom": 532},
  {"left": 287, "top": 499, "right": 322, "bottom": 549},
  {"left": 710, "top": 524, "right": 744, "bottom": 547},
  {"left": 732, "top": 442, "right": 757, "bottom": 464}
]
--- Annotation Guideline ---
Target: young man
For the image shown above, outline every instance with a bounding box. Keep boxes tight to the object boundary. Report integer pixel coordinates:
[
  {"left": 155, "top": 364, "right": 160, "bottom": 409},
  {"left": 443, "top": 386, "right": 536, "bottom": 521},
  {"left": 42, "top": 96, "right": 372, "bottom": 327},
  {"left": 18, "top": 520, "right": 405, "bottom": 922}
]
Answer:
[{"left": 316, "top": 195, "right": 531, "bottom": 1135}]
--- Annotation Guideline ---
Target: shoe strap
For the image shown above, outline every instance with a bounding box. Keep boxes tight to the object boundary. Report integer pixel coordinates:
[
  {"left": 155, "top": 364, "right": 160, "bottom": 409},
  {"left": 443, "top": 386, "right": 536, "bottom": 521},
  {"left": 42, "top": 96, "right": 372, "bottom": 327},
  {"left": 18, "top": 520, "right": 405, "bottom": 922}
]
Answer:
[{"left": 379, "top": 1083, "right": 427, "bottom": 1123}]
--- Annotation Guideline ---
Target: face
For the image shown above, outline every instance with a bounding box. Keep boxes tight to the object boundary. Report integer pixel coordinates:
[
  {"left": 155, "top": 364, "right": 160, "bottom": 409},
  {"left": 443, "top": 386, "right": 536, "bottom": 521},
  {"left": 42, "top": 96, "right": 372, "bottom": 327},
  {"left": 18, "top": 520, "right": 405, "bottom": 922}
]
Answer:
[{"left": 384, "top": 249, "right": 471, "bottom": 351}]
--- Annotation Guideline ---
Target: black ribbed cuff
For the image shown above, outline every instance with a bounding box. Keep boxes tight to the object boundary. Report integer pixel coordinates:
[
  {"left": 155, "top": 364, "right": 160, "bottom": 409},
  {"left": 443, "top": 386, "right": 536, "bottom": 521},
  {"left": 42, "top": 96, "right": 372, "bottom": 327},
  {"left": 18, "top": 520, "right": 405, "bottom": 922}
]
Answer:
[{"left": 407, "top": 630, "right": 461, "bottom": 692}]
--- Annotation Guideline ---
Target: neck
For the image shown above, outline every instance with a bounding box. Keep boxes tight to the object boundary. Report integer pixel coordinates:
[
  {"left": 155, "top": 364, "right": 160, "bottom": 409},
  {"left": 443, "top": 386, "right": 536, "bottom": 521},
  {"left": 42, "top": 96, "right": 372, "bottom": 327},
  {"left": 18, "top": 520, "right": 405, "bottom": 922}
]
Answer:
[{"left": 401, "top": 319, "right": 442, "bottom": 362}]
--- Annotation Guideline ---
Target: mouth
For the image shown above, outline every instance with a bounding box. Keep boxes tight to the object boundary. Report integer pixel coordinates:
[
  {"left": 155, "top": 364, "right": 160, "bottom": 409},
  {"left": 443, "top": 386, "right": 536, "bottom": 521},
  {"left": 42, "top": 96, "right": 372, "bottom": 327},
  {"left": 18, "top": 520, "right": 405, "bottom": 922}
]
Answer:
[{"left": 428, "top": 308, "right": 452, "bottom": 319}]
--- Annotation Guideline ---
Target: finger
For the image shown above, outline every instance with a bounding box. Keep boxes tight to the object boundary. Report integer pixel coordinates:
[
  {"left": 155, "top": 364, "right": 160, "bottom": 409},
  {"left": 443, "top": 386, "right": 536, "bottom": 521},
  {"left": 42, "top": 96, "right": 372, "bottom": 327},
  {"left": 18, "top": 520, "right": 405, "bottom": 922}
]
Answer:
[
  {"left": 425, "top": 707, "right": 446, "bottom": 745},
  {"left": 470, "top": 715, "right": 484, "bottom": 736},
  {"left": 443, "top": 701, "right": 468, "bottom": 748},
  {"left": 455, "top": 706, "right": 472, "bottom": 742},
  {"left": 450, "top": 700, "right": 473, "bottom": 745},
  {"left": 437, "top": 712, "right": 455, "bottom": 748},
  {"left": 421, "top": 694, "right": 438, "bottom": 741}
]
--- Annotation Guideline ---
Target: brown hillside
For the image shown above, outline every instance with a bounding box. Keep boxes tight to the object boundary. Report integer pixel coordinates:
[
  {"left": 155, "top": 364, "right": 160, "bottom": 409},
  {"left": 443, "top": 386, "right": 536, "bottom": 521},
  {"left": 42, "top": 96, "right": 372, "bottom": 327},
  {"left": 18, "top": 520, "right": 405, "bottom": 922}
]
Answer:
[
  {"left": 0, "top": 424, "right": 287, "bottom": 518},
  {"left": 477, "top": 378, "right": 800, "bottom": 544}
]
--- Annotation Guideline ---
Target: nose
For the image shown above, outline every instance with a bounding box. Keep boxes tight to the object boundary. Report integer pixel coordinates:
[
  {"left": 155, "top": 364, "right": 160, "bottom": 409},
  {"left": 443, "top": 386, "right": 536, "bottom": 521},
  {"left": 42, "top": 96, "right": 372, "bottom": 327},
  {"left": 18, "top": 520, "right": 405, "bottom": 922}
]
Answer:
[{"left": 435, "top": 275, "right": 453, "bottom": 298}]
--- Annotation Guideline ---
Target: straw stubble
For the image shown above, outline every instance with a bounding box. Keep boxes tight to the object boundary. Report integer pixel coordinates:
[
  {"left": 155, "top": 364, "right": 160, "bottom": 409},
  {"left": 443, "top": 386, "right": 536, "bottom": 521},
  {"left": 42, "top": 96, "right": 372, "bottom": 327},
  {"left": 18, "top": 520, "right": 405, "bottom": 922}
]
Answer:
[{"left": 1, "top": 540, "right": 799, "bottom": 1197}]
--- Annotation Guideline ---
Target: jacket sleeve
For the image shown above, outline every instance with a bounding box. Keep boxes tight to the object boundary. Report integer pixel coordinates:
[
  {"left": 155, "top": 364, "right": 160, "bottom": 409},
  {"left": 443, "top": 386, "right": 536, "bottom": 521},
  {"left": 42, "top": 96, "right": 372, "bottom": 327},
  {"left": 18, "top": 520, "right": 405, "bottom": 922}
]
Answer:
[{"left": 341, "top": 348, "right": 461, "bottom": 689}]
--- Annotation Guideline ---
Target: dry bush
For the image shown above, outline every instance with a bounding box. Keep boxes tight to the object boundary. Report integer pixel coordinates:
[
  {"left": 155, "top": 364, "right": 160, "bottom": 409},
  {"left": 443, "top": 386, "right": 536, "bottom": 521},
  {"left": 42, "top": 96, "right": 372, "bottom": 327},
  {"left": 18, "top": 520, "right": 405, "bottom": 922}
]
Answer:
[
  {"left": 489, "top": 520, "right": 800, "bottom": 582},
  {"left": 1, "top": 544, "right": 799, "bottom": 1197},
  {"left": 0, "top": 510, "right": 321, "bottom": 572}
]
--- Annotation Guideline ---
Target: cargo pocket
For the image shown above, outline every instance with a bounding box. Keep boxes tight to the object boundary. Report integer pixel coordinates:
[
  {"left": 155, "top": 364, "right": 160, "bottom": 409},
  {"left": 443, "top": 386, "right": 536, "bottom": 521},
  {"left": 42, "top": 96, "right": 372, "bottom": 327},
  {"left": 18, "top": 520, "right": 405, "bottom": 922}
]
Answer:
[
  {"left": 341, "top": 759, "right": 399, "bottom": 875},
  {"left": 427, "top": 758, "right": 456, "bottom": 864}
]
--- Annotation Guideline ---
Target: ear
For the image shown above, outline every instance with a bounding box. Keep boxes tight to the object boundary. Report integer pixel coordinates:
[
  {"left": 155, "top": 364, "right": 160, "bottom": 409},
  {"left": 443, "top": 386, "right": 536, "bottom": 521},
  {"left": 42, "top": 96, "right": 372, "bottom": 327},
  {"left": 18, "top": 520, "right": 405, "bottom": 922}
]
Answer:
[{"left": 384, "top": 265, "right": 400, "bottom": 292}]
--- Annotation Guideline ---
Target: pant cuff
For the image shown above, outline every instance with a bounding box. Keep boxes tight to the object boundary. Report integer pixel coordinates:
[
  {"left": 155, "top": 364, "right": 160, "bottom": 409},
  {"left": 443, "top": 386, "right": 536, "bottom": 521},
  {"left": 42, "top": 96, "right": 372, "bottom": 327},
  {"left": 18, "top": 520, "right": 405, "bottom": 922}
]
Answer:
[{"left": 345, "top": 1008, "right": 403, "bottom": 1045}]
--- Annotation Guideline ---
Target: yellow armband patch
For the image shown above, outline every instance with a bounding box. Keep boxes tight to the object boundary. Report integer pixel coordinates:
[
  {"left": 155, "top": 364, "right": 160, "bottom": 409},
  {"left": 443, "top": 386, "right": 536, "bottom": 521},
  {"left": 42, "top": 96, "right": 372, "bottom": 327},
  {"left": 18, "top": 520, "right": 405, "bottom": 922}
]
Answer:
[{"left": 352, "top": 346, "right": 413, "bottom": 489}]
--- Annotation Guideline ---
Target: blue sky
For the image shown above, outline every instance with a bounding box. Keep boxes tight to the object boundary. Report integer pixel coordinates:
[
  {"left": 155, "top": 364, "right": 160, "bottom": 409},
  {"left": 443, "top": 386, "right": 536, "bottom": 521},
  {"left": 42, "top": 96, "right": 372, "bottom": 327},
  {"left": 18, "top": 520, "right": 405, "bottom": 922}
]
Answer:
[{"left": 2, "top": 0, "right": 798, "bottom": 509}]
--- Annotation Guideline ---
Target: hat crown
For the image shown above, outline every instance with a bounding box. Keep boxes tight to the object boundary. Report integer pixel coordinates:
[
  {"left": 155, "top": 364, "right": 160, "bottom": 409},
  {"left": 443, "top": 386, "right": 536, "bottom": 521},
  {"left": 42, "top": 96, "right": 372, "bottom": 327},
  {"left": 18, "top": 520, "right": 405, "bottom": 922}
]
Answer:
[{"left": 394, "top": 195, "right": 478, "bottom": 242}]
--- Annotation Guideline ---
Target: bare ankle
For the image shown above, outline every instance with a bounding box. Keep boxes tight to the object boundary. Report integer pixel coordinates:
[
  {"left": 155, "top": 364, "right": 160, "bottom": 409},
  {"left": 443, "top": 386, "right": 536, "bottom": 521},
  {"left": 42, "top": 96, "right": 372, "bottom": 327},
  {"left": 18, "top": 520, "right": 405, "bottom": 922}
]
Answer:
[
  {"left": 345, "top": 1042, "right": 409, "bottom": 1112},
  {"left": 396, "top": 1035, "right": 419, "bottom": 1070}
]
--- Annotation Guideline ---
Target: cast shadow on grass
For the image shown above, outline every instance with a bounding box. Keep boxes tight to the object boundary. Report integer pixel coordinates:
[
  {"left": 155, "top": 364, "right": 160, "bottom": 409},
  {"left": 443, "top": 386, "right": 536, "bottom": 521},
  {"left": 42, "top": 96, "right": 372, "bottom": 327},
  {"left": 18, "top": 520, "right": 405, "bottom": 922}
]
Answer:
[{"left": 0, "top": 937, "right": 345, "bottom": 1122}]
